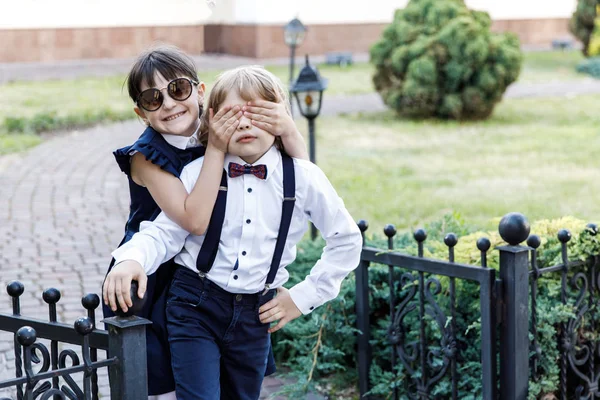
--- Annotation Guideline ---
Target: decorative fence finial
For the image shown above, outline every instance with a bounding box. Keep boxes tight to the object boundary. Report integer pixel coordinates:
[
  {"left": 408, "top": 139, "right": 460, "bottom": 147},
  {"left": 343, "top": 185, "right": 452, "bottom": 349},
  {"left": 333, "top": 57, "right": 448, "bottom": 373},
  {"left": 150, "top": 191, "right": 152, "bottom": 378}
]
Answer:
[{"left": 498, "top": 212, "right": 530, "bottom": 245}]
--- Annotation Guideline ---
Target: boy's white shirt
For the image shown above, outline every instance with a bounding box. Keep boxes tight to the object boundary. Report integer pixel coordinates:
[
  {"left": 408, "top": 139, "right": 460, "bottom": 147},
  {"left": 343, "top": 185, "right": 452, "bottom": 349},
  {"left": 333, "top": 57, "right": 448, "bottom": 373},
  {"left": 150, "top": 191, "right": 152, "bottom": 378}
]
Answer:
[{"left": 112, "top": 146, "right": 362, "bottom": 315}]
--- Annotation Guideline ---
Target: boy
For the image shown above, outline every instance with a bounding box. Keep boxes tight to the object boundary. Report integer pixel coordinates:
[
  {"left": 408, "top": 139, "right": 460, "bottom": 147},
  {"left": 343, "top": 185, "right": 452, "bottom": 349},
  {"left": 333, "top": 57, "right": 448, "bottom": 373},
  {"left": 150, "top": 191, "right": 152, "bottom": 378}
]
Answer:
[{"left": 103, "top": 65, "right": 362, "bottom": 399}]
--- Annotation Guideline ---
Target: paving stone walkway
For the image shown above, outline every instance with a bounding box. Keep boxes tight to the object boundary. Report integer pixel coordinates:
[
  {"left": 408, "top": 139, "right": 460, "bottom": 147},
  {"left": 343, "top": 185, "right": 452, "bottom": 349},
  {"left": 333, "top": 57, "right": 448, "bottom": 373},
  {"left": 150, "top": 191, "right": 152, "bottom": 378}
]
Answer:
[{"left": 1, "top": 52, "right": 600, "bottom": 399}]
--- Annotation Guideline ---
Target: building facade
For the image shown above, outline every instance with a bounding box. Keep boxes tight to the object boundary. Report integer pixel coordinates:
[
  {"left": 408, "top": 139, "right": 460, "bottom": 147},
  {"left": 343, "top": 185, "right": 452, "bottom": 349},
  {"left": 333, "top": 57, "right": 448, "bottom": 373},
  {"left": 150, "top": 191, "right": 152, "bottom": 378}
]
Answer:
[{"left": 0, "top": 0, "right": 577, "bottom": 63}]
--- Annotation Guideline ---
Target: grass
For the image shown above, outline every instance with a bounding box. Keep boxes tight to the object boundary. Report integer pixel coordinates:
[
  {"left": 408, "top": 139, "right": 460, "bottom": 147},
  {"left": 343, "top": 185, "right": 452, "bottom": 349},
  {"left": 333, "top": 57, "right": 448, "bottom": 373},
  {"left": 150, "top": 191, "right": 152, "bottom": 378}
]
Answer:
[
  {"left": 0, "top": 49, "right": 595, "bottom": 156},
  {"left": 0, "top": 133, "right": 42, "bottom": 155},
  {"left": 307, "top": 94, "right": 600, "bottom": 232},
  {"left": 518, "top": 49, "right": 588, "bottom": 83}
]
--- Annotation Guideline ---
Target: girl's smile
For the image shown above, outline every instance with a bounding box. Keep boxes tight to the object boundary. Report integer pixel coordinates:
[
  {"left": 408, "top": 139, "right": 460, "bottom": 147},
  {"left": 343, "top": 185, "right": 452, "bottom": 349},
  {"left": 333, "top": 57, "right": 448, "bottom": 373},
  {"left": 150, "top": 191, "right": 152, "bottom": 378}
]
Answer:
[{"left": 135, "top": 72, "right": 205, "bottom": 138}]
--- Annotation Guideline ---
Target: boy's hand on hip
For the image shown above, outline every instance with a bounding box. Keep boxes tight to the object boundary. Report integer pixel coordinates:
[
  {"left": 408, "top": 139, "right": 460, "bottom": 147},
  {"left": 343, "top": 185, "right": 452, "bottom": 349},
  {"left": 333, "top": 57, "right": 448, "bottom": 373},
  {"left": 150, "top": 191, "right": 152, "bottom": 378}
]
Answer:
[
  {"left": 259, "top": 287, "right": 302, "bottom": 333},
  {"left": 102, "top": 261, "right": 147, "bottom": 314},
  {"left": 243, "top": 100, "right": 296, "bottom": 138},
  {"left": 208, "top": 105, "right": 242, "bottom": 153}
]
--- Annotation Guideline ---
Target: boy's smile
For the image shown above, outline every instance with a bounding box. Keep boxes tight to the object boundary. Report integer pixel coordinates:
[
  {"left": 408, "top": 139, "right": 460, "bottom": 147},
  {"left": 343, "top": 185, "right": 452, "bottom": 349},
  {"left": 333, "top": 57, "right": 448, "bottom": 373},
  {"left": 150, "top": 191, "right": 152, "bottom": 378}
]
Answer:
[{"left": 221, "top": 91, "right": 275, "bottom": 164}]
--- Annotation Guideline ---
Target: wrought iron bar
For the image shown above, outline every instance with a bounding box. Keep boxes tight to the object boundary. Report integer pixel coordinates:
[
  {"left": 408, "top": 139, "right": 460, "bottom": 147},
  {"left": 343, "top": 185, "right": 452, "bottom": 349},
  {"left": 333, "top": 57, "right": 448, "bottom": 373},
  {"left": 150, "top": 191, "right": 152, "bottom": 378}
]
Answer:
[
  {"left": 355, "top": 220, "right": 371, "bottom": 399},
  {"left": 42, "top": 288, "right": 61, "bottom": 398},
  {"left": 414, "top": 228, "right": 428, "bottom": 398},
  {"left": 530, "top": 259, "right": 587, "bottom": 276},
  {"left": 558, "top": 229, "right": 571, "bottom": 400},
  {"left": 587, "top": 225, "right": 598, "bottom": 399},
  {"left": 477, "top": 237, "right": 490, "bottom": 268},
  {"left": 475, "top": 234, "right": 497, "bottom": 399},
  {"left": 384, "top": 224, "right": 398, "bottom": 400},
  {"left": 527, "top": 235, "right": 541, "bottom": 382},
  {"left": 8, "top": 281, "right": 25, "bottom": 400},
  {"left": 82, "top": 294, "right": 101, "bottom": 400},
  {"left": 444, "top": 233, "right": 458, "bottom": 400},
  {"left": 361, "top": 248, "right": 492, "bottom": 281},
  {"left": 0, "top": 315, "right": 109, "bottom": 349}
]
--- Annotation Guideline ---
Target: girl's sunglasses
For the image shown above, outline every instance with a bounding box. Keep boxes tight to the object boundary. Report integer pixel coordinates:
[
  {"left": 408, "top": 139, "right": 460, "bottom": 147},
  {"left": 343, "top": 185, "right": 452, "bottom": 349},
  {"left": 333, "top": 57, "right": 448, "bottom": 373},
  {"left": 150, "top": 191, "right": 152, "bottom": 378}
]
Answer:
[{"left": 136, "top": 77, "right": 198, "bottom": 112}]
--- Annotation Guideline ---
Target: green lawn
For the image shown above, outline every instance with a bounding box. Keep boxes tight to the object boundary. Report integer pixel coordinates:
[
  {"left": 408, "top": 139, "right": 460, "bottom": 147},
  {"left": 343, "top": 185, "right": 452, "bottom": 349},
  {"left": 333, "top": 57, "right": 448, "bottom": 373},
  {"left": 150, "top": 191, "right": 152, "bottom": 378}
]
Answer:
[
  {"left": 0, "top": 133, "right": 41, "bottom": 155},
  {"left": 308, "top": 94, "right": 600, "bottom": 232},
  {"left": 518, "top": 49, "right": 588, "bottom": 83},
  {"left": 1, "top": 73, "right": 599, "bottom": 232},
  {"left": 0, "top": 50, "right": 589, "bottom": 138}
]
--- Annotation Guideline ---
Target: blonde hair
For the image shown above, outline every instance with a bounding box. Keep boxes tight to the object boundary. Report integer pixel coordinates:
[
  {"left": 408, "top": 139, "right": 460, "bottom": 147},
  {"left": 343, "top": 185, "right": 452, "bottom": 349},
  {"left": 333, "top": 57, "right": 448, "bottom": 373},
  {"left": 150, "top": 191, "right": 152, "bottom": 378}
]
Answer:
[{"left": 199, "top": 65, "right": 290, "bottom": 149}]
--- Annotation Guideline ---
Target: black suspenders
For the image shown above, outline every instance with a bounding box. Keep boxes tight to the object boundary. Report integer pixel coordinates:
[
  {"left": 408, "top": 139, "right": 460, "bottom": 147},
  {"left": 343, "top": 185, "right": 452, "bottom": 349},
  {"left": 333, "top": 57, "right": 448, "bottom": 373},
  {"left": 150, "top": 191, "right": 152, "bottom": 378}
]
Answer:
[
  {"left": 195, "top": 170, "right": 228, "bottom": 277},
  {"left": 195, "top": 154, "right": 296, "bottom": 293}
]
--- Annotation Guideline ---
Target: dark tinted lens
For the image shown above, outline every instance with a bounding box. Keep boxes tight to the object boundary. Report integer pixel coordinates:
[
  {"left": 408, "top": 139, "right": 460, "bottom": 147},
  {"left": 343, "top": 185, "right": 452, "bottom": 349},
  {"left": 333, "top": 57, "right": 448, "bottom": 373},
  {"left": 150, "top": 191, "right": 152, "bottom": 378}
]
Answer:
[
  {"left": 168, "top": 78, "right": 193, "bottom": 101},
  {"left": 138, "top": 89, "right": 163, "bottom": 111}
]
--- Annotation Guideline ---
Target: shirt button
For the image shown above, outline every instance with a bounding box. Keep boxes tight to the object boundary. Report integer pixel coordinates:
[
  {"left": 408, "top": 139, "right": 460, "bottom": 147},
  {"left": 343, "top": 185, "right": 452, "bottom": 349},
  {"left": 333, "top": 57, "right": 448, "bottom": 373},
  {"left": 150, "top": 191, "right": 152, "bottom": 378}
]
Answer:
[
  {"left": 309, "top": 306, "right": 314, "bottom": 310},
  {"left": 247, "top": 188, "right": 252, "bottom": 193},
  {"left": 246, "top": 219, "right": 251, "bottom": 224},
  {"left": 235, "top": 294, "right": 242, "bottom": 302},
  {"left": 234, "top": 275, "right": 239, "bottom": 280},
  {"left": 242, "top": 251, "right": 247, "bottom": 256}
]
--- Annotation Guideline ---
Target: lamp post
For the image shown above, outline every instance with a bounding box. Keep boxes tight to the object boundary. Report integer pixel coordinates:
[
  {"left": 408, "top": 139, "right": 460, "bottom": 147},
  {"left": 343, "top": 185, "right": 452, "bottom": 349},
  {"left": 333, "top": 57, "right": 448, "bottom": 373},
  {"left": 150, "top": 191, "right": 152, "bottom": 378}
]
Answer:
[
  {"left": 283, "top": 18, "right": 307, "bottom": 111},
  {"left": 290, "top": 55, "right": 328, "bottom": 239}
]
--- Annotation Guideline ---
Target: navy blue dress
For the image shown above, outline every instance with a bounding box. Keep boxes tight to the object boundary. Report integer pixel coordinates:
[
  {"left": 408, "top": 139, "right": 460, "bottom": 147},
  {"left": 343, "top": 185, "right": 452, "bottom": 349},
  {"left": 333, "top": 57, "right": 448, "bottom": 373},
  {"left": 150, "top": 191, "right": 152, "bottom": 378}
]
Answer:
[
  {"left": 104, "top": 126, "right": 205, "bottom": 395},
  {"left": 104, "top": 127, "right": 276, "bottom": 395}
]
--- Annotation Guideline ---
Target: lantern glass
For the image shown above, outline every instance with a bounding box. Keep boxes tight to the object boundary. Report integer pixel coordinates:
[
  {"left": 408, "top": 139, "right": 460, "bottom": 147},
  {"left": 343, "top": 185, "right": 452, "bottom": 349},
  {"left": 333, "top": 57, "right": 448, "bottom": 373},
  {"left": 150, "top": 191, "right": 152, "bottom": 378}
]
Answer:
[
  {"left": 294, "top": 31, "right": 306, "bottom": 47},
  {"left": 283, "top": 18, "right": 306, "bottom": 47},
  {"left": 284, "top": 31, "right": 297, "bottom": 46},
  {"left": 294, "top": 90, "right": 322, "bottom": 118}
]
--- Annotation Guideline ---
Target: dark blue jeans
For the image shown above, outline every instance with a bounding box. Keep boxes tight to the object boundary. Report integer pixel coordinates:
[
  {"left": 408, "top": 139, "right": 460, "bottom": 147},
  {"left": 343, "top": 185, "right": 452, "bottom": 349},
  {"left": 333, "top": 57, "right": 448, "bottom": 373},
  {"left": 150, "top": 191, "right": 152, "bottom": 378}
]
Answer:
[{"left": 166, "top": 266, "right": 275, "bottom": 400}]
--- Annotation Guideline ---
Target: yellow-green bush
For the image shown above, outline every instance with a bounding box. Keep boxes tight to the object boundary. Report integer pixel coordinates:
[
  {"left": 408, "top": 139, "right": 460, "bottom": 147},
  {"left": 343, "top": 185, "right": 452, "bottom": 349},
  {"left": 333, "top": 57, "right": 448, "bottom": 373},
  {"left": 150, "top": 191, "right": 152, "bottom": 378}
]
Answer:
[
  {"left": 569, "top": 0, "right": 600, "bottom": 56},
  {"left": 273, "top": 214, "right": 599, "bottom": 398}
]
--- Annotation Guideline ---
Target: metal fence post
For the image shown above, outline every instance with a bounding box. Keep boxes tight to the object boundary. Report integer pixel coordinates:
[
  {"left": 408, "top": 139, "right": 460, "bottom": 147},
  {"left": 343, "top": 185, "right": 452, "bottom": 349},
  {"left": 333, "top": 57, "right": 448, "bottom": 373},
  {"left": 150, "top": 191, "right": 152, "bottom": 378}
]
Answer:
[
  {"left": 497, "top": 213, "right": 531, "bottom": 400},
  {"left": 356, "top": 220, "right": 371, "bottom": 398},
  {"left": 103, "top": 316, "right": 152, "bottom": 400}
]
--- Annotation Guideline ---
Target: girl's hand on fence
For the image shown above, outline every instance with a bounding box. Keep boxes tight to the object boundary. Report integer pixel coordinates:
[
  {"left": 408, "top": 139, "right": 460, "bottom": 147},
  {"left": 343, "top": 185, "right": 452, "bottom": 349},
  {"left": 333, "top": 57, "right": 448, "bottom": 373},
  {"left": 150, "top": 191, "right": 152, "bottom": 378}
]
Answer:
[
  {"left": 102, "top": 261, "right": 147, "bottom": 313},
  {"left": 243, "top": 100, "right": 295, "bottom": 138},
  {"left": 208, "top": 105, "right": 241, "bottom": 153},
  {"left": 258, "top": 287, "right": 302, "bottom": 333}
]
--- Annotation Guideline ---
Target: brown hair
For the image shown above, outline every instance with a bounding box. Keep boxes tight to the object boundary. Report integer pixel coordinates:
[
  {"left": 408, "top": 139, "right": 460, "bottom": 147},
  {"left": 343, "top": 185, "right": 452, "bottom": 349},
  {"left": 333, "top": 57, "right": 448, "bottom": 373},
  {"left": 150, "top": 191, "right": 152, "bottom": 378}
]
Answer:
[
  {"left": 199, "top": 65, "right": 290, "bottom": 150},
  {"left": 126, "top": 44, "right": 202, "bottom": 114}
]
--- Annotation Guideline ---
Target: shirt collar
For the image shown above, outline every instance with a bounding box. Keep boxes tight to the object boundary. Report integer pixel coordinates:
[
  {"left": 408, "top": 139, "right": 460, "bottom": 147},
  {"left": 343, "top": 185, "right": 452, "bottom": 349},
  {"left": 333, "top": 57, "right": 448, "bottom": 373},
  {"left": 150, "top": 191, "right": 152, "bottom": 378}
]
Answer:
[
  {"left": 161, "top": 124, "right": 201, "bottom": 150},
  {"left": 225, "top": 146, "right": 280, "bottom": 181}
]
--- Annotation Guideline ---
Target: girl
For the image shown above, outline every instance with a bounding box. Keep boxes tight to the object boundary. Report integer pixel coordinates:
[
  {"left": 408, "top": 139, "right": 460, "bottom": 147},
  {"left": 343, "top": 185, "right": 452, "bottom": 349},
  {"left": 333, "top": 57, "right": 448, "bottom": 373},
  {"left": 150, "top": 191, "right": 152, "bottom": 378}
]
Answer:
[{"left": 103, "top": 44, "right": 308, "bottom": 400}]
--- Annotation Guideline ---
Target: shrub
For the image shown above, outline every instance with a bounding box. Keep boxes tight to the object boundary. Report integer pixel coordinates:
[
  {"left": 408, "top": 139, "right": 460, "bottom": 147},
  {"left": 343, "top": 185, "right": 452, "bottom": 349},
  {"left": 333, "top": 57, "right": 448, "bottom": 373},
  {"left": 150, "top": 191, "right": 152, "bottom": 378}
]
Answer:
[
  {"left": 274, "top": 214, "right": 600, "bottom": 399},
  {"left": 576, "top": 56, "right": 600, "bottom": 78},
  {"left": 569, "top": 0, "right": 600, "bottom": 57},
  {"left": 370, "top": 0, "right": 522, "bottom": 120}
]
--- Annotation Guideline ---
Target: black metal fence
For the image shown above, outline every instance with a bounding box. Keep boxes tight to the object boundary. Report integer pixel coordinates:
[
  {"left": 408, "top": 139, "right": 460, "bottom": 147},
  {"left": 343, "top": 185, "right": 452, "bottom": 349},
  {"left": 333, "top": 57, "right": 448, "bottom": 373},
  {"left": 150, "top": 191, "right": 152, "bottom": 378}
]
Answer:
[
  {"left": 0, "top": 282, "right": 150, "bottom": 400},
  {"left": 355, "top": 212, "right": 600, "bottom": 399},
  {"left": 2, "top": 211, "right": 598, "bottom": 399}
]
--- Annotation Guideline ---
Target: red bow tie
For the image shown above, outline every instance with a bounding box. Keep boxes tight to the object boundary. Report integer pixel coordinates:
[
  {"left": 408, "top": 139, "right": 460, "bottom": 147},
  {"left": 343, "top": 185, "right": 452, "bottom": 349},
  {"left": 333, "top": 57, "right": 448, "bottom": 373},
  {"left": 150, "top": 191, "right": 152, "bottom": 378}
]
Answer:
[{"left": 228, "top": 162, "right": 268, "bottom": 180}]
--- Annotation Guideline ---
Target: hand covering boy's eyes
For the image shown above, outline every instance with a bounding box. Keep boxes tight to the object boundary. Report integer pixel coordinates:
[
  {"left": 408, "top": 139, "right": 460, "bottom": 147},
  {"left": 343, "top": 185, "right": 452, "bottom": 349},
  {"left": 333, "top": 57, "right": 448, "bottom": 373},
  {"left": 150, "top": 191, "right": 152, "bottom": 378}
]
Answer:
[{"left": 136, "top": 77, "right": 198, "bottom": 112}]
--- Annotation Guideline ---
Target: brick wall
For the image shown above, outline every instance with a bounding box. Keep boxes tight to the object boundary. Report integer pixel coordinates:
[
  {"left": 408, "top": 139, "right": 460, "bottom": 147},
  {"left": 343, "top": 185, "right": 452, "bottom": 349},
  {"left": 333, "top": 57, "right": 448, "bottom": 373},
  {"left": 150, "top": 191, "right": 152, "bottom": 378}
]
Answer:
[
  {"left": 0, "top": 18, "right": 572, "bottom": 63},
  {"left": 0, "top": 26, "right": 204, "bottom": 63}
]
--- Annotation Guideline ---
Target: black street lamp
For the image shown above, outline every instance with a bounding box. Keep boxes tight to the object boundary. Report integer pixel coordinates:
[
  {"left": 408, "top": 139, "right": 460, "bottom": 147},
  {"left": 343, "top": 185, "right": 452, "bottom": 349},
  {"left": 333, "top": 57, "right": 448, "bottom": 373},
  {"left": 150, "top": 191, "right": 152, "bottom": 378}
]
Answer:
[
  {"left": 283, "top": 18, "right": 307, "bottom": 110},
  {"left": 290, "top": 55, "right": 328, "bottom": 239}
]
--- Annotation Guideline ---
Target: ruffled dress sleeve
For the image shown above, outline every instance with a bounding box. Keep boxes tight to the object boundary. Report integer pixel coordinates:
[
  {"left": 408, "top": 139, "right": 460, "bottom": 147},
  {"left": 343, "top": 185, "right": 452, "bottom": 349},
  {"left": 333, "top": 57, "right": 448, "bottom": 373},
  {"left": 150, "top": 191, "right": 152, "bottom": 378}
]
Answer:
[{"left": 113, "top": 128, "right": 181, "bottom": 178}]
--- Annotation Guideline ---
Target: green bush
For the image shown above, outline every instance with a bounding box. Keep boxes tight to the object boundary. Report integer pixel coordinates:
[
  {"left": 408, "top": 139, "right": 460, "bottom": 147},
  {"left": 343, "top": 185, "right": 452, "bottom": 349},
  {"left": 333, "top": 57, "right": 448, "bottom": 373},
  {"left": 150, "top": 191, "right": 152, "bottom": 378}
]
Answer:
[
  {"left": 576, "top": 56, "right": 600, "bottom": 77},
  {"left": 370, "top": 0, "right": 522, "bottom": 120},
  {"left": 569, "top": 0, "right": 599, "bottom": 57},
  {"left": 274, "top": 214, "right": 600, "bottom": 399}
]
